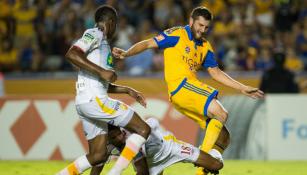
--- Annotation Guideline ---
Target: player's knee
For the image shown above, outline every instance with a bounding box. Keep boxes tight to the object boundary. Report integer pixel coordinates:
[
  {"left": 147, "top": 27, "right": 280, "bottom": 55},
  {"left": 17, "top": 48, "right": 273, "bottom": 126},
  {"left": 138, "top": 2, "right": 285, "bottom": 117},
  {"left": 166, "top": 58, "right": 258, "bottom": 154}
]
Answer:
[
  {"left": 216, "top": 110, "right": 228, "bottom": 124},
  {"left": 88, "top": 151, "right": 108, "bottom": 166}
]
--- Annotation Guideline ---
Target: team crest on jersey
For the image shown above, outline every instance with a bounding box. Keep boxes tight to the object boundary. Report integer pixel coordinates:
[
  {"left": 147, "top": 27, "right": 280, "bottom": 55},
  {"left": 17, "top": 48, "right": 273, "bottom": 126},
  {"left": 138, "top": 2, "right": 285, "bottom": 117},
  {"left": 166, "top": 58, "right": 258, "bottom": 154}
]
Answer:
[
  {"left": 185, "top": 46, "right": 190, "bottom": 54},
  {"left": 107, "top": 53, "right": 114, "bottom": 68},
  {"left": 155, "top": 34, "right": 165, "bottom": 41}
]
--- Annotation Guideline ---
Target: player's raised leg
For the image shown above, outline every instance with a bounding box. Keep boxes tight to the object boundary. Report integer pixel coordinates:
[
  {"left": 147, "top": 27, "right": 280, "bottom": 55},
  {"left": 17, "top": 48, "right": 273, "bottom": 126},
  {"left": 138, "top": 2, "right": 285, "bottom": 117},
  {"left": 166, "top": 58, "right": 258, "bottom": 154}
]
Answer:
[
  {"left": 213, "top": 126, "right": 230, "bottom": 154},
  {"left": 200, "top": 126, "right": 230, "bottom": 174},
  {"left": 196, "top": 99, "right": 228, "bottom": 175},
  {"left": 107, "top": 112, "right": 151, "bottom": 175},
  {"left": 202, "top": 99, "right": 228, "bottom": 152}
]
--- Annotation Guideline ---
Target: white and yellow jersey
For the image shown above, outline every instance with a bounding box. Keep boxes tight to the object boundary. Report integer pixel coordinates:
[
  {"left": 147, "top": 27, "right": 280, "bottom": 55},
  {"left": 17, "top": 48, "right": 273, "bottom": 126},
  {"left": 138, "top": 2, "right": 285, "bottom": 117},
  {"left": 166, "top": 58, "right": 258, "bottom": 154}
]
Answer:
[
  {"left": 120, "top": 118, "right": 200, "bottom": 175},
  {"left": 73, "top": 27, "right": 115, "bottom": 105}
]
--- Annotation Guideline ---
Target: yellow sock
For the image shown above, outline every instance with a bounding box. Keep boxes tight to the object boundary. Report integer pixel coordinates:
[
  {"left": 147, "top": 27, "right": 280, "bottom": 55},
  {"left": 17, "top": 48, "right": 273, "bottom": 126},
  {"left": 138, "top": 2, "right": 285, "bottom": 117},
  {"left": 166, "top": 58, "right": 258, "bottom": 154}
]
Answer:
[
  {"left": 200, "top": 119, "right": 223, "bottom": 152},
  {"left": 56, "top": 162, "right": 79, "bottom": 175},
  {"left": 196, "top": 167, "right": 206, "bottom": 175},
  {"left": 196, "top": 119, "right": 223, "bottom": 175},
  {"left": 67, "top": 163, "right": 79, "bottom": 175},
  {"left": 108, "top": 134, "right": 146, "bottom": 175}
]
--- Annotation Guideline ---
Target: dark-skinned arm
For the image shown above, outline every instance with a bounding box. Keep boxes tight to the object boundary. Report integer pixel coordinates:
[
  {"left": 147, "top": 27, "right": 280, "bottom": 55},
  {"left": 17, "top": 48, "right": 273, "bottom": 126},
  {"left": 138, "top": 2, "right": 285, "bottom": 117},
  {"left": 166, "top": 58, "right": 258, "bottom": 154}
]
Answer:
[
  {"left": 65, "top": 46, "right": 117, "bottom": 82},
  {"left": 107, "top": 83, "right": 130, "bottom": 94},
  {"left": 108, "top": 83, "right": 147, "bottom": 107}
]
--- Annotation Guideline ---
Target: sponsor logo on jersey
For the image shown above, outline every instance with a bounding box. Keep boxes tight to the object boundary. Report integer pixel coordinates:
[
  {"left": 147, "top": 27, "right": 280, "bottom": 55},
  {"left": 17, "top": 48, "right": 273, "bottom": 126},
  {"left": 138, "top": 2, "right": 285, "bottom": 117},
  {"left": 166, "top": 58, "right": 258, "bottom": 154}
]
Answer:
[
  {"left": 84, "top": 33, "right": 95, "bottom": 42},
  {"left": 182, "top": 55, "right": 200, "bottom": 71}
]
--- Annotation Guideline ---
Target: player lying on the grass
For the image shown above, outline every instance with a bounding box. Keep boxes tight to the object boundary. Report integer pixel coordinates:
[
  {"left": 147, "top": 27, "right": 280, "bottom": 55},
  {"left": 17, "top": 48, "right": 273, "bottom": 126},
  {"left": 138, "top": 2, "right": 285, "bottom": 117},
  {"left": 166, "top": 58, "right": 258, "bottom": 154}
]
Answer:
[{"left": 90, "top": 118, "right": 228, "bottom": 175}]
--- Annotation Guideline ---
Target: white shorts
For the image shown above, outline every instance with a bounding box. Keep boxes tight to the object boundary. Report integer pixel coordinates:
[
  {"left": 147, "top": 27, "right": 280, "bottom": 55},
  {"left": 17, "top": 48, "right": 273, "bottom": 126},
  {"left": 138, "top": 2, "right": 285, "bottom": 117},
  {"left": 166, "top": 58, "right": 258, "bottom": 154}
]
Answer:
[
  {"left": 76, "top": 96, "right": 134, "bottom": 140},
  {"left": 147, "top": 141, "right": 200, "bottom": 175}
]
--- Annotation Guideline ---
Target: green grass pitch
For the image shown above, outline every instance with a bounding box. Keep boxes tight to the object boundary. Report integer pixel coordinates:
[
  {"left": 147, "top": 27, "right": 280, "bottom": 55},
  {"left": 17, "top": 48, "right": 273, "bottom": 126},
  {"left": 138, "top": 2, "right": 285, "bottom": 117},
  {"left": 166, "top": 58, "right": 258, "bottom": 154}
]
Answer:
[{"left": 0, "top": 160, "right": 306, "bottom": 175}]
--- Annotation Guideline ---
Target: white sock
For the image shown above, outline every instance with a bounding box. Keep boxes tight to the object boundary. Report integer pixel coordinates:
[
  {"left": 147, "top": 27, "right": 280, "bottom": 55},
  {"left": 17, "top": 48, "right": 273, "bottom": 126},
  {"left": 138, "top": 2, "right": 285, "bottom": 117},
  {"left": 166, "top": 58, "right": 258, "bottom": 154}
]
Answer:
[
  {"left": 56, "top": 155, "right": 92, "bottom": 175},
  {"left": 107, "top": 134, "right": 146, "bottom": 175},
  {"left": 74, "top": 155, "right": 92, "bottom": 172}
]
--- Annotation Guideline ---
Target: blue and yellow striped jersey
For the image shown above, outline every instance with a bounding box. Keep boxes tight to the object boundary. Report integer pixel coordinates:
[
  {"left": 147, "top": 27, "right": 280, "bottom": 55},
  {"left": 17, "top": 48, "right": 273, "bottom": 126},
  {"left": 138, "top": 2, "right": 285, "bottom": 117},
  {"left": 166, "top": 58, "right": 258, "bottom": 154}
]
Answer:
[{"left": 153, "top": 25, "right": 218, "bottom": 92}]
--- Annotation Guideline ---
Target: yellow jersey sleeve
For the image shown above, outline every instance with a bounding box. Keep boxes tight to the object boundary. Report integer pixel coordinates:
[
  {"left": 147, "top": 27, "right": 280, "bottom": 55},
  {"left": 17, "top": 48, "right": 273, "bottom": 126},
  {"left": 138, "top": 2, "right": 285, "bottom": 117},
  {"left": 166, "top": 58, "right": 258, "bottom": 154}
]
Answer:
[
  {"left": 201, "top": 42, "right": 218, "bottom": 69},
  {"left": 153, "top": 27, "right": 182, "bottom": 49}
]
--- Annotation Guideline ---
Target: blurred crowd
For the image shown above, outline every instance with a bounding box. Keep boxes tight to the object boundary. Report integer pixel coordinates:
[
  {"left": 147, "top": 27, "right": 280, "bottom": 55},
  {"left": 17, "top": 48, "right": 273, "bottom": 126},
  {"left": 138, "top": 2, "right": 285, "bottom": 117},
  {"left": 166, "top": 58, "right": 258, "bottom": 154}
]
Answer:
[{"left": 0, "top": 0, "right": 307, "bottom": 75}]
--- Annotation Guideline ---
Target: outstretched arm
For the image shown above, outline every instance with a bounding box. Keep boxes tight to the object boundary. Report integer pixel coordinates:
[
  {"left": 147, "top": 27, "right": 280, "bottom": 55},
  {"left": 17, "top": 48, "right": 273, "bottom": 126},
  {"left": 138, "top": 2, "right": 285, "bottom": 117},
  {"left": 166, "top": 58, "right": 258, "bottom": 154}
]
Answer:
[
  {"left": 66, "top": 46, "right": 117, "bottom": 82},
  {"left": 108, "top": 83, "right": 147, "bottom": 107},
  {"left": 207, "top": 67, "right": 264, "bottom": 99},
  {"left": 107, "top": 83, "right": 130, "bottom": 94},
  {"left": 112, "top": 38, "right": 158, "bottom": 59}
]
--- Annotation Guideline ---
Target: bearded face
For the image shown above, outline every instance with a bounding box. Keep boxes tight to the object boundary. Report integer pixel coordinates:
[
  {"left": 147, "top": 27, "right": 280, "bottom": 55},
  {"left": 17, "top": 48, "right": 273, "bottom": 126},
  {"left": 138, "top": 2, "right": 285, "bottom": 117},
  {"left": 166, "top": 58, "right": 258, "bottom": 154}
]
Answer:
[{"left": 190, "top": 16, "right": 210, "bottom": 40}]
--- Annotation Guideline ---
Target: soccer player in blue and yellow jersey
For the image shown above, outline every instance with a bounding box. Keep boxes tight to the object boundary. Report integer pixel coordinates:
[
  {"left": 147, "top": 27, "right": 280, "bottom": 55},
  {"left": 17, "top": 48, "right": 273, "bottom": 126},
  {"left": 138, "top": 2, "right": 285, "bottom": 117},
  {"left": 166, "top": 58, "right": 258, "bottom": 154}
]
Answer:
[{"left": 113, "top": 7, "right": 264, "bottom": 175}]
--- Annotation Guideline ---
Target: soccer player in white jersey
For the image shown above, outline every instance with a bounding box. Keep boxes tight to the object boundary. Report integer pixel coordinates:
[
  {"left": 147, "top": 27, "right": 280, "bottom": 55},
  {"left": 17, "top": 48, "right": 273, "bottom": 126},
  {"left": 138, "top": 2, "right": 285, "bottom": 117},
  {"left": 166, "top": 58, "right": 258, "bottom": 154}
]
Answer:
[
  {"left": 90, "top": 118, "right": 228, "bottom": 175},
  {"left": 56, "top": 5, "right": 152, "bottom": 175}
]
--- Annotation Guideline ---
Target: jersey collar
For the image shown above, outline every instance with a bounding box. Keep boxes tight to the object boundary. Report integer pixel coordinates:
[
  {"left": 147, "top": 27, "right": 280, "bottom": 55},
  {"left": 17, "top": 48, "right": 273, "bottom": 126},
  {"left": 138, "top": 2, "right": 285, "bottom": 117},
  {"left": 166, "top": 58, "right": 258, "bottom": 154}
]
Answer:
[{"left": 184, "top": 25, "right": 203, "bottom": 46}]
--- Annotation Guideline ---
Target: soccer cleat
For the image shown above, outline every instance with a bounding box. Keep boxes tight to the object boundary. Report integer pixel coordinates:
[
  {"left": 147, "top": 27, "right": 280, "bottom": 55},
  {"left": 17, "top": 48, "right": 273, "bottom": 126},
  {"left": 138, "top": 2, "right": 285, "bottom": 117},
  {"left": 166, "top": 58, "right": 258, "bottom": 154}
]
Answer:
[{"left": 203, "top": 168, "right": 219, "bottom": 175}]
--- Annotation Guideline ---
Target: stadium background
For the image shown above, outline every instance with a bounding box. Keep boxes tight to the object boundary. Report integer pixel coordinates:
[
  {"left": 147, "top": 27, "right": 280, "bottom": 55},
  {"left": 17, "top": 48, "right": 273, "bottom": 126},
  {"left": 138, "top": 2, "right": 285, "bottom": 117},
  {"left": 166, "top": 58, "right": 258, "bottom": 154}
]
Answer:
[{"left": 0, "top": 0, "right": 307, "bottom": 174}]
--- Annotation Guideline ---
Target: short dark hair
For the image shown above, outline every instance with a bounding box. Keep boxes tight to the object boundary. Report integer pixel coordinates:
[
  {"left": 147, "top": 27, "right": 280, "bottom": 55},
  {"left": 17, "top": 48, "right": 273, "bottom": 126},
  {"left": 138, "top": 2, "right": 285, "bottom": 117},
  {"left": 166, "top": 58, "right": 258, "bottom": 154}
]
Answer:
[
  {"left": 191, "top": 6, "right": 213, "bottom": 21},
  {"left": 95, "top": 5, "right": 118, "bottom": 23},
  {"left": 108, "top": 124, "right": 120, "bottom": 132}
]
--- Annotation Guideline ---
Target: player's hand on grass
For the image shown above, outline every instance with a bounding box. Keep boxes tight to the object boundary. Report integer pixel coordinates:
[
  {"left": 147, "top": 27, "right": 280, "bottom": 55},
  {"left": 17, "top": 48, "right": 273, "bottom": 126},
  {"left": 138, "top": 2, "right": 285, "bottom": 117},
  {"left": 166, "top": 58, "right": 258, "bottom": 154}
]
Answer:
[
  {"left": 127, "top": 88, "right": 147, "bottom": 108},
  {"left": 112, "top": 47, "right": 127, "bottom": 59},
  {"left": 241, "top": 86, "right": 264, "bottom": 99}
]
